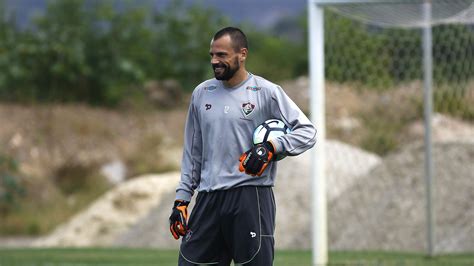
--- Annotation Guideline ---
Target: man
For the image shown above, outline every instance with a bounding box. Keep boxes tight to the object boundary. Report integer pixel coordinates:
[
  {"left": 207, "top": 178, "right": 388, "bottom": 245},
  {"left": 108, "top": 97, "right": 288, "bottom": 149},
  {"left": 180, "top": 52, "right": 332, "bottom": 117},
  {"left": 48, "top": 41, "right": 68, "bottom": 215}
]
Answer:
[{"left": 169, "top": 27, "right": 316, "bottom": 265}]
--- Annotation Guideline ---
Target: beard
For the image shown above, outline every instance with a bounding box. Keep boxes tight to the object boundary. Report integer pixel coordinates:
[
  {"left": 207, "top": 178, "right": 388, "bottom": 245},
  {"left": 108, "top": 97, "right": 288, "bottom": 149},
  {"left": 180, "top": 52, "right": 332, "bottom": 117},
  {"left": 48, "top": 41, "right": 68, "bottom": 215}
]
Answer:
[{"left": 212, "top": 57, "right": 240, "bottom": 81}]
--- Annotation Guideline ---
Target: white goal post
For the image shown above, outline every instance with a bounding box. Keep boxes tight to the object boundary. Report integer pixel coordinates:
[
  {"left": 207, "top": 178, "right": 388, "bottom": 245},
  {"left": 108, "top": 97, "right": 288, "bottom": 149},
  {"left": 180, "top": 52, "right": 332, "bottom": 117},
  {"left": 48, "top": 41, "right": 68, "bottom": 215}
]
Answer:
[{"left": 308, "top": 1, "right": 327, "bottom": 265}]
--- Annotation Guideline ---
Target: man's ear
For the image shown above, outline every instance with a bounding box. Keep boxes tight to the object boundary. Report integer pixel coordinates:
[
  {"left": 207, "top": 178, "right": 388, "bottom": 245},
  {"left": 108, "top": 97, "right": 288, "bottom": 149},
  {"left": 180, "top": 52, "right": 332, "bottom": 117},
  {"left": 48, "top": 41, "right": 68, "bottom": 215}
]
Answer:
[{"left": 240, "top": 48, "right": 248, "bottom": 62}]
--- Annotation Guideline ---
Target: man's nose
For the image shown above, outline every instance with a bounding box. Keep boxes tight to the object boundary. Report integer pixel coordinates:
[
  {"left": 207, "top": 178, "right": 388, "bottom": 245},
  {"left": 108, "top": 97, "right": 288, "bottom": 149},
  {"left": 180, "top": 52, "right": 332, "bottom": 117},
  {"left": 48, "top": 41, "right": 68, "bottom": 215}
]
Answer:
[{"left": 211, "top": 56, "right": 219, "bottom": 65}]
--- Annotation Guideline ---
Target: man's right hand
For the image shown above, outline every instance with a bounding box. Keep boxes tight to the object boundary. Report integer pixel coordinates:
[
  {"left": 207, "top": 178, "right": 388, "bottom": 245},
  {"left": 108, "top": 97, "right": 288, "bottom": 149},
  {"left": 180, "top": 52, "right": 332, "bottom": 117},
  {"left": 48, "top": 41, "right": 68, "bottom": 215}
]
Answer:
[
  {"left": 239, "top": 141, "right": 275, "bottom": 176},
  {"left": 169, "top": 200, "right": 190, "bottom": 240}
]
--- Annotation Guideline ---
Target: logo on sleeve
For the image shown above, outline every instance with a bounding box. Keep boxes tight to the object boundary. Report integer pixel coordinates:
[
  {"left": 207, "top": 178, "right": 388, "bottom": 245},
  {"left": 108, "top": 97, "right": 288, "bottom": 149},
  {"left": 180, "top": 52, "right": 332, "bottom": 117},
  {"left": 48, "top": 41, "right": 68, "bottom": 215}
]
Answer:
[
  {"left": 242, "top": 102, "right": 255, "bottom": 116},
  {"left": 205, "top": 104, "right": 212, "bottom": 110},
  {"left": 204, "top": 85, "right": 217, "bottom": 92}
]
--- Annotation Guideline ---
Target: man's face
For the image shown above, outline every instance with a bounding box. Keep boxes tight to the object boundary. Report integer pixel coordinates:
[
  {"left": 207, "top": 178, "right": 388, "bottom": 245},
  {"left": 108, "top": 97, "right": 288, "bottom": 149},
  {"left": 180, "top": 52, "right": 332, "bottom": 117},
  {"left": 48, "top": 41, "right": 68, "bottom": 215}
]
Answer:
[{"left": 209, "top": 35, "right": 241, "bottom": 81}]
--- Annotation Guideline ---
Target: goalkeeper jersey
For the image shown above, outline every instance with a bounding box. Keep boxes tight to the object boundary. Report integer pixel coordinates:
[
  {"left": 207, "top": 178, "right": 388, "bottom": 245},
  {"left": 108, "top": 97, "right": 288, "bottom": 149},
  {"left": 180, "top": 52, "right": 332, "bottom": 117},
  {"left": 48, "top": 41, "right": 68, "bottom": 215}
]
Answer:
[{"left": 176, "top": 73, "right": 316, "bottom": 202}]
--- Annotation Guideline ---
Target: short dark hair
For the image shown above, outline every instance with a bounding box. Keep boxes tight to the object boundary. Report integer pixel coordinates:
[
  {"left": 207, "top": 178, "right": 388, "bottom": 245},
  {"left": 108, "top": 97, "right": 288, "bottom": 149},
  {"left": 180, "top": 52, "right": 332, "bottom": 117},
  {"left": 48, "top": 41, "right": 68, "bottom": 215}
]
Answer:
[{"left": 213, "top": 27, "right": 248, "bottom": 52}]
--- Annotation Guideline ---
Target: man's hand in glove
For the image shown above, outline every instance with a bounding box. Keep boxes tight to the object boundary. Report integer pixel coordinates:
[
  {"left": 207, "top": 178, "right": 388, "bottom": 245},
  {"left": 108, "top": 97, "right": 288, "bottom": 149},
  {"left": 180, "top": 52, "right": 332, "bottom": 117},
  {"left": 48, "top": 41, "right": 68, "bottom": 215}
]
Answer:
[
  {"left": 169, "top": 200, "right": 190, "bottom": 240},
  {"left": 239, "top": 141, "right": 275, "bottom": 176}
]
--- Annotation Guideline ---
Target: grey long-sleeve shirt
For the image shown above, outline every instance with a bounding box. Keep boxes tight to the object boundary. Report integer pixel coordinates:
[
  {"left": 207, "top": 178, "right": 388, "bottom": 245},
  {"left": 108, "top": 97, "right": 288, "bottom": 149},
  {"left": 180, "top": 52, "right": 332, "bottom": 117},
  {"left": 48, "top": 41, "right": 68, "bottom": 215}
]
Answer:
[{"left": 176, "top": 73, "right": 316, "bottom": 201}]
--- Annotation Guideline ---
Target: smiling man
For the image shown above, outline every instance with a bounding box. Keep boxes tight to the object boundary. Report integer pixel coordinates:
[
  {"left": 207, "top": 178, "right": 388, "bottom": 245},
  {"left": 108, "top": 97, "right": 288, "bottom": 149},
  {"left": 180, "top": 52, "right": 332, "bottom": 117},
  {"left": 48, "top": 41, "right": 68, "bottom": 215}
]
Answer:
[
  {"left": 169, "top": 27, "right": 316, "bottom": 266},
  {"left": 210, "top": 31, "right": 247, "bottom": 85}
]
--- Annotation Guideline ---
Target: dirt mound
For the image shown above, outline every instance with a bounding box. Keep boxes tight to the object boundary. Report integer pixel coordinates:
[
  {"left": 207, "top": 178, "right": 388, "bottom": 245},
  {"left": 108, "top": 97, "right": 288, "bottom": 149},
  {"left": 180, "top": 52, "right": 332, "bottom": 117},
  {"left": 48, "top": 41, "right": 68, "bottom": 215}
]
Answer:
[
  {"left": 274, "top": 140, "right": 381, "bottom": 248},
  {"left": 274, "top": 141, "right": 473, "bottom": 252},
  {"left": 112, "top": 178, "right": 183, "bottom": 249},
  {"left": 330, "top": 142, "right": 474, "bottom": 252},
  {"left": 33, "top": 172, "right": 180, "bottom": 247},
  {"left": 407, "top": 113, "right": 474, "bottom": 143}
]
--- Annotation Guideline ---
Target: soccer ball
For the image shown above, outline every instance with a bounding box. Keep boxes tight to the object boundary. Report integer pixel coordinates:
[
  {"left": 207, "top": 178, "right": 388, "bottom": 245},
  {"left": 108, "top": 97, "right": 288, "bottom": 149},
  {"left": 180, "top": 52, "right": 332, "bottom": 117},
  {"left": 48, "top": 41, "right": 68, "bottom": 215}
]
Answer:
[{"left": 252, "top": 119, "right": 291, "bottom": 161}]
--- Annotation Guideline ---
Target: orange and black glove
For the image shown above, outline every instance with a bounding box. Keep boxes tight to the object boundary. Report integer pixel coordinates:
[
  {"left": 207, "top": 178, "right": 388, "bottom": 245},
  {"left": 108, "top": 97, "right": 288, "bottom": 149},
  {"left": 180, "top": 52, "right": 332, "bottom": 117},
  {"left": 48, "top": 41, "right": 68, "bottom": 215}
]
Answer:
[
  {"left": 239, "top": 141, "right": 275, "bottom": 176},
  {"left": 169, "top": 200, "right": 189, "bottom": 240}
]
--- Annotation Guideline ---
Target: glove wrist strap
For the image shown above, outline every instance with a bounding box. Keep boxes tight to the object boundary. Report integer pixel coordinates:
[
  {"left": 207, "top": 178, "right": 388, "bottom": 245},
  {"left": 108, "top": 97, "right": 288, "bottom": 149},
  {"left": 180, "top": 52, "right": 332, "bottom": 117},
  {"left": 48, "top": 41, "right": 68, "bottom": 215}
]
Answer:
[{"left": 174, "top": 200, "right": 190, "bottom": 207}]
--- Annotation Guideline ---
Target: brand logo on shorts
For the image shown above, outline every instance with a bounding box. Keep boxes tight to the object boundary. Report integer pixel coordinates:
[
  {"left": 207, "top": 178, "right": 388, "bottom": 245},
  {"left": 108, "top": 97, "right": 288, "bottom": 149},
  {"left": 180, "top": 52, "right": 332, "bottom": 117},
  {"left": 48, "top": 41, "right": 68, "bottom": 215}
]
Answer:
[
  {"left": 250, "top": 231, "right": 256, "bottom": 238},
  {"left": 185, "top": 230, "right": 193, "bottom": 241},
  {"left": 205, "top": 104, "right": 212, "bottom": 110}
]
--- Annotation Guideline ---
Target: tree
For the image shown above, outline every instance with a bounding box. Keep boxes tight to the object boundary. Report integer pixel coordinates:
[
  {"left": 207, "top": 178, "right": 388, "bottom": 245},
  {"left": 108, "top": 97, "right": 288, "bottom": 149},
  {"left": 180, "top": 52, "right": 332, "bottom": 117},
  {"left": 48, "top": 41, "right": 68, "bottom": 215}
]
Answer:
[{"left": 153, "top": 1, "right": 228, "bottom": 90}]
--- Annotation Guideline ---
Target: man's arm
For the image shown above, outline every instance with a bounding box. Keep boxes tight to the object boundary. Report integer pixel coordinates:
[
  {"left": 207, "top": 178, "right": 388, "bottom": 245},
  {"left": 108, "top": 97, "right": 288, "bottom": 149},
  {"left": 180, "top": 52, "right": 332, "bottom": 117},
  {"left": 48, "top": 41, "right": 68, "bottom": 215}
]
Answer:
[
  {"left": 269, "top": 86, "right": 316, "bottom": 157},
  {"left": 176, "top": 92, "right": 202, "bottom": 202},
  {"left": 170, "top": 91, "right": 202, "bottom": 240}
]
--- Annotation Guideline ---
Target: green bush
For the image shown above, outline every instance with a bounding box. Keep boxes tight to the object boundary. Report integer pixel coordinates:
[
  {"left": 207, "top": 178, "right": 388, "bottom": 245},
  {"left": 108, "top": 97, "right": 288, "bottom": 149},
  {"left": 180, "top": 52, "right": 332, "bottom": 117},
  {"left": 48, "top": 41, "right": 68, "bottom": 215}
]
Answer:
[
  {"left": 0, "top": 0, "right": 229, "bottom": 104},
  {"left": 245, "top": 30, "right": 304, "bottom": 81},
  {"left": 0, "top": 154, "right": 25, "bottom": 215}
]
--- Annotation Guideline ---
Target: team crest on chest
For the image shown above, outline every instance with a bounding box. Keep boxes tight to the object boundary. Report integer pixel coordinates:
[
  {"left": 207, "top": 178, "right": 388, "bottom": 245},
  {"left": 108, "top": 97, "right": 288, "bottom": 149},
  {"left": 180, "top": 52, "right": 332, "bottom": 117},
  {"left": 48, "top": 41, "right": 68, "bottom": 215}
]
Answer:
[{"left": 242, "top": 102, "right": 255, "bottom": 116}]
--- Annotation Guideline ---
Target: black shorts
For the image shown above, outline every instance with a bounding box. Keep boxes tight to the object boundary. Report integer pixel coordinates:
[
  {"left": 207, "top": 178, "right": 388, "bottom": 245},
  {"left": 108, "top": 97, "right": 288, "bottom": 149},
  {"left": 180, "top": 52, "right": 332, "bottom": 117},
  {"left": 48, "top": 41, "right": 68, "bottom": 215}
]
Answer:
[{"left": 179, "top": 186, "right": 276, "bottom": 265}]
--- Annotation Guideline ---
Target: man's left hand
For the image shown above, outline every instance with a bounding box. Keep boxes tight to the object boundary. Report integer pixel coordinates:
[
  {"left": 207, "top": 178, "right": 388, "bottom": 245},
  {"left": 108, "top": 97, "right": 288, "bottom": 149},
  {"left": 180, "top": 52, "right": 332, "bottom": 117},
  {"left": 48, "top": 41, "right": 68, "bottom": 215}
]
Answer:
[{"left": 239, "top": 142, "right": 275, "bottom": 176}]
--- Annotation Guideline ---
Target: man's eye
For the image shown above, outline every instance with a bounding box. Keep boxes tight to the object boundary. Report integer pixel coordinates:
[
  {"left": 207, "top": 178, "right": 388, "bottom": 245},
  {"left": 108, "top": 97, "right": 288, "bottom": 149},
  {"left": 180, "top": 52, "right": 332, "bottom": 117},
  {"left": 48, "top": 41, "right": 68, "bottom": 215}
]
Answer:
[{"left": 210, "top": 53, "right": 226, "bottom": 59}]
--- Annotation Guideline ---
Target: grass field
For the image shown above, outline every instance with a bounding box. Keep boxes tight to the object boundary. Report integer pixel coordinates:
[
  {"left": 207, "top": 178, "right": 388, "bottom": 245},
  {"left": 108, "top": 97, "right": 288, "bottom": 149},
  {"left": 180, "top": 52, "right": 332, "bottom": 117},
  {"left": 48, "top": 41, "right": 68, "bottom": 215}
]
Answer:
[{"left": 0, "top": 248, "right": 472, "bottom": 266}]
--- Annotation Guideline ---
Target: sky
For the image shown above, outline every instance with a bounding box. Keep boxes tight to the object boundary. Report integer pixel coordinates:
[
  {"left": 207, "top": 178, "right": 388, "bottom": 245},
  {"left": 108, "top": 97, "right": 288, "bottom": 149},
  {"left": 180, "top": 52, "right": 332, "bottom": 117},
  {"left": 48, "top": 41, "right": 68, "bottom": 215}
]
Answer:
[
  {"left": 5, "top": 0, "right": 307, "bottom": 29},
  {"left": 175, "top": 0, "right": 307, "bottom": 28}
]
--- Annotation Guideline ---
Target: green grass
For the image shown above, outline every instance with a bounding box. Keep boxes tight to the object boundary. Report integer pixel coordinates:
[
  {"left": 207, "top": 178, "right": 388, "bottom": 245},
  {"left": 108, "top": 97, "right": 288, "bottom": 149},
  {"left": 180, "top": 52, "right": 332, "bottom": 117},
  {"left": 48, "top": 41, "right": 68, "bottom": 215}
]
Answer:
[{"left": 0, "top": 248, "right": 472, "bottom": 266}]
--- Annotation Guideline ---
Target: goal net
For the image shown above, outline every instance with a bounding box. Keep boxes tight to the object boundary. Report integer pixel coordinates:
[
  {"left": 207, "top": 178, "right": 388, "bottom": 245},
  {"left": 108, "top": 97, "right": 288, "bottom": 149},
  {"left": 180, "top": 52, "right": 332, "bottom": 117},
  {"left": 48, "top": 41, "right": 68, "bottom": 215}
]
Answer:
[{"left": 309, "top": 0, "right": 473, "bottom": 262}]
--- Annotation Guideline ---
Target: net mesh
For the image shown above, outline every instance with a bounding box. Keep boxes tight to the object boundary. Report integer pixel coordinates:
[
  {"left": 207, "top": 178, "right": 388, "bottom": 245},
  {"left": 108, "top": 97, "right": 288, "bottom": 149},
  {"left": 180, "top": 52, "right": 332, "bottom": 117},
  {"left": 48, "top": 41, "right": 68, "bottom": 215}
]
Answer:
[
  {"left": 327, "top": 0, "right": 474, "bottom": 28},
  {"left": 319, "top": 0, "right": 474, "bottom": 253}
]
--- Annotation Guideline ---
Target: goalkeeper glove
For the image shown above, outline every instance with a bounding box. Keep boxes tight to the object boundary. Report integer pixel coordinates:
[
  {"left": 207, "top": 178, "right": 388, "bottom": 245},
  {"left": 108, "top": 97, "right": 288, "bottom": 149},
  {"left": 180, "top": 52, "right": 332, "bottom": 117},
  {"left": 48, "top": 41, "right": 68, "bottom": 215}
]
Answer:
[
  {"left": 169, "top": 200, "right": 190, "bottom": 240},
  {"left": 239, "top": 141, "right": 275, "bottom": 176}
]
